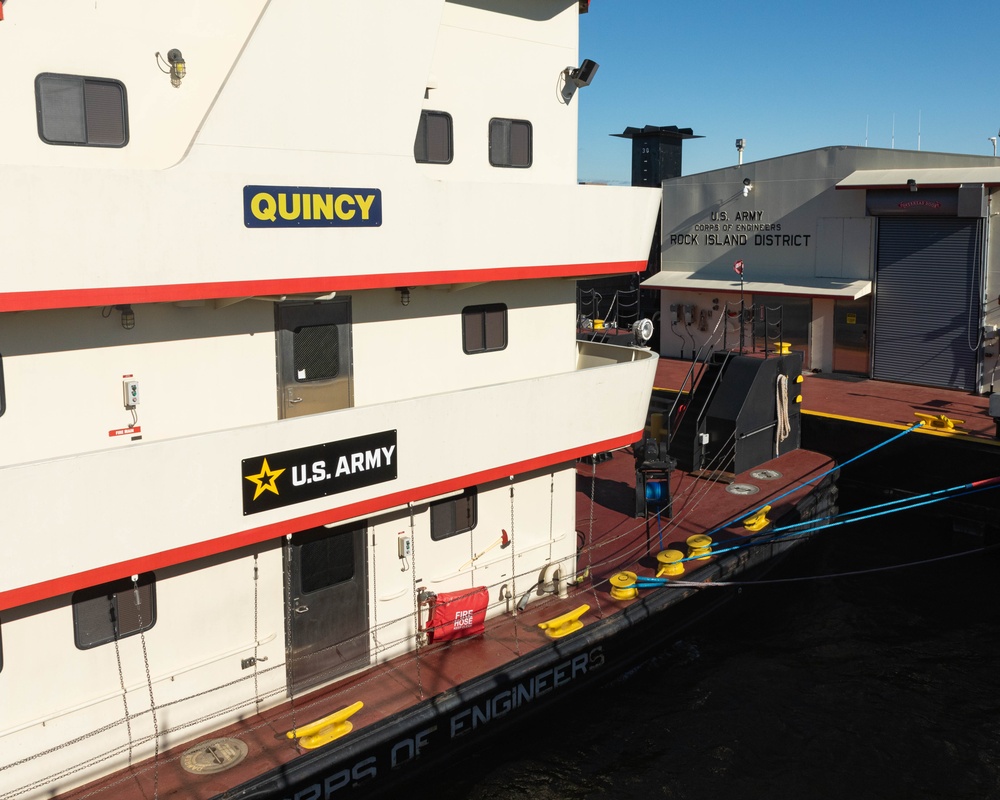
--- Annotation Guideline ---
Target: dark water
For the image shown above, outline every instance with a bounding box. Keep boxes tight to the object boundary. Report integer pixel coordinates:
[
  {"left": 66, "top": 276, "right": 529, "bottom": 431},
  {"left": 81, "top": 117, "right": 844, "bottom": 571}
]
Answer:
[{"left": 436, "top": 508, "right": 1000, "bottom": 800}]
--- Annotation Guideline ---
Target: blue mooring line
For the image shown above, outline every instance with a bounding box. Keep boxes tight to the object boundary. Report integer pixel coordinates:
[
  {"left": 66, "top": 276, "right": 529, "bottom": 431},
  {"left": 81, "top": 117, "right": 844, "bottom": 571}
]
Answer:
[{"left": 702, "top": 421, "right": 926, "bottom": 540}]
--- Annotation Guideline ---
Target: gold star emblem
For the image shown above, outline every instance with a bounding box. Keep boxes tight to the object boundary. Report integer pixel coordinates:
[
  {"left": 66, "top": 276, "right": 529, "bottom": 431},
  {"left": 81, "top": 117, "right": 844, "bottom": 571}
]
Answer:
[{"left": 245, "top": 458, "right": 286, "bottom": 501}]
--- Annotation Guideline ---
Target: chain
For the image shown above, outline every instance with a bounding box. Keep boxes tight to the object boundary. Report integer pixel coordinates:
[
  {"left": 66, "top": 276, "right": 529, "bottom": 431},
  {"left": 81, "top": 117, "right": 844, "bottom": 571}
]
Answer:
[
  {"left": 133, "top": 576, "right": 159, "bottom": 800},
  {"left": 252, "top": 553, "right": 261, "bottom": 717},
  {"left": 283, "top": 535, "right": 297, "bottom": 733},
  {"left": 111, "top": 622, "right": 133, "bottom": 768},
  {"left": 509, "top": 480, "right": 520, "bottom": 655},
  {"left": 586, "top": 460, "right": 604, "bottom": 616},
  {"left": 408, "top": 504, "right": 422, "bottom": 698}
]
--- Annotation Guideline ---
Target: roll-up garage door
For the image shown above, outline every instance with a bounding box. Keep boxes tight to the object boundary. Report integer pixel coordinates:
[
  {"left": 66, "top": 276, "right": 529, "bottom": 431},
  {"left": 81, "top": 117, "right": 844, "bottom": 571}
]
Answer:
[{"left": 873, "top": 218, "right": 982, "bottom": 390}]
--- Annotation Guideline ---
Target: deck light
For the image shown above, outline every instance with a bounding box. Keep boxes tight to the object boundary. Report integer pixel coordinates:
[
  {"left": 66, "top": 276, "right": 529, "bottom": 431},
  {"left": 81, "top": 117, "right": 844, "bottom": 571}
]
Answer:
[
  {"left": 397, "top": 287, "right": 411, "bottom": 306},
  {"left": 742, "top": 177, "right": 753, "bottom": 197},
  {"left": 156, "top": 49, "right": 186, "bottom": 87},
  {"left": 115, "top": 305, "right": 135, "bottom": 330},
  {"left": 560, "top": 59, "right": 599, "bottom": 103}
]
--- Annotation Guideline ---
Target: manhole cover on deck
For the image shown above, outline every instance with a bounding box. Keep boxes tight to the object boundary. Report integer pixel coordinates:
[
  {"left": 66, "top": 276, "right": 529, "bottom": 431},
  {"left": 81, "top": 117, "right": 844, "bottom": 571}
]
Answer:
[
  {"left": 725, "top": 483, "right": 760, "bottom": 496},
  {"left": 180, "top": 737, "right": 249, "bottom": 775},
  {"left": 749, "top": 469, "right": 782, "bottom": 481}
]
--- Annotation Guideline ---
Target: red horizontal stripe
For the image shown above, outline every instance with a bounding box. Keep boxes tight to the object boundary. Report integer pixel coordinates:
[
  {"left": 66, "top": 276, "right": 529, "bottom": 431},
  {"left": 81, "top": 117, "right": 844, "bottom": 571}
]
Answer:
[
  {"left": 0, "top": 261, "right": 647, "bottom": 313},
  {"left": 0, "top": 430, "right": 642, "bottom": 612}
]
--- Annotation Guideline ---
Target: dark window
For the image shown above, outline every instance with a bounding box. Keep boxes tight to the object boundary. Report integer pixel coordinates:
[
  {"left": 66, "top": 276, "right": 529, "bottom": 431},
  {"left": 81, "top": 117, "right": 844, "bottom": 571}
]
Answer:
[
  {"left": 36, "top": 73, "right": 128, "bottom": 147},
  {"left": 489, "top": 118, "right": 532, "bottom": 168},
  {"left": 293, "top": 325, "right": 341, "bottom": 382},
  {"left": 73, "top": 573, "right": 156, "bottom": 649},
  {"left": 431, "top": 488, "right": 478, "bottom": 541},
  {"left": 414, "top": 110, "right": 453, "bottom": 164},
  {"left": 463, "top": 304, "right": 507, "bottom": 354},
  {"left": 298, "top": 527, "right": 355, "bottom": 593}
]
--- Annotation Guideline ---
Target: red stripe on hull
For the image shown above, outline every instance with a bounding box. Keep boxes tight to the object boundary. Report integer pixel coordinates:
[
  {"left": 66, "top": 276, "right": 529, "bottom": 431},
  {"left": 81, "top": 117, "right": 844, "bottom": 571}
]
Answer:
[
  {"left": 0, "top": 431, "right": 643, "bottom": 611},
  {"left": 0, "top": 261, "right": 647, "bottom": 312}
]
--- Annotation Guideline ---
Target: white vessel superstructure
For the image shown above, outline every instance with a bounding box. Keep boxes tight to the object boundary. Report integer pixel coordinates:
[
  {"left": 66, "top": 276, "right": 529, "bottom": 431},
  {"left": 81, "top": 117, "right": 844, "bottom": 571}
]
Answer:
[{"left": 0, "top": 1, "right": 659, "bottom": 797}]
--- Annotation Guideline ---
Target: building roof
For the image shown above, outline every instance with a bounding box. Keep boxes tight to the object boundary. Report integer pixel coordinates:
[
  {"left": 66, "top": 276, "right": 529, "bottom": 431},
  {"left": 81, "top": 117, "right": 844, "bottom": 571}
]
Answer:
[
  {"left": 837, "top": 166, "right": 1000, "bottom": 189},
  {"left": 641, "top": 270, "right": 871, "bottom": 299}
]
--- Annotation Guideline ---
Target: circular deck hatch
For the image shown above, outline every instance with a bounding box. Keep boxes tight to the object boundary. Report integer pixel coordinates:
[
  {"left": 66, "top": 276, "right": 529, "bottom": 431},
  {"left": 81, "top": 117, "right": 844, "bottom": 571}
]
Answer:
[
  {"left": 180, "top": 737, "right": 248, "bottom": 775},
  {"left": 726, "top": 483, "right": 760, "bottom": 496},
  {"left": 749, "top": 469, "right": 782, "bottom": 481}
]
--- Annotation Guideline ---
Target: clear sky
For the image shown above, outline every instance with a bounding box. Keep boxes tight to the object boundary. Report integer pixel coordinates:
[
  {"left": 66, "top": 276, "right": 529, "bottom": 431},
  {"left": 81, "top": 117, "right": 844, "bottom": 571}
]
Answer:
[{"left": 577, "top": 0, "right": 1000, "bottom": 183}]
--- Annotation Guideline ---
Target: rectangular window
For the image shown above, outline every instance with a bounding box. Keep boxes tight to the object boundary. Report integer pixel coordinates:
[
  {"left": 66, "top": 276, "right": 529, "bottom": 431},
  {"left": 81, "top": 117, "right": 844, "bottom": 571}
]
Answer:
[
  {"left": 414, "top": 110, "right": 453, "bottom": 164},
  {"left": 431, "top": 488, "right": 478, "bottom": 541},
  {"left": 489, "top": 118, "right": 532, "bottom": 168},
  {"left": 73, "top": 573, "right": 155, "bottom": 649},
  {"left": 36, "top": 73, "right": 128, "bottom": 147},
  {"left": 463, "top": 304, "right": 507, "bottom": 354}
]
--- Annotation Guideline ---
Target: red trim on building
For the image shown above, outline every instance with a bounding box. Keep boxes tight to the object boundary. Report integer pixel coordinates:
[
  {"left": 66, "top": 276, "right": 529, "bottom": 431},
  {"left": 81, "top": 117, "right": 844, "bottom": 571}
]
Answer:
[
  {"left": 0, "top": 430, "right": 642, "bottom": 611},
  {"left": 0, "top": 261, "right": 647, "bottom": 313}
]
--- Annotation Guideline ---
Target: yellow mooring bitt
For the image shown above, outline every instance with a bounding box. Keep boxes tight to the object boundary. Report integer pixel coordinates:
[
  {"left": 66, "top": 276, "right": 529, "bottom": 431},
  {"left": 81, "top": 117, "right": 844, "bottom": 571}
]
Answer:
[
  {"left": 914, "top": 412, "right": 965, "bottom": 432},
  {"left": 286, "top": 701, "right": 364, "bottom": 749},
  {"left": 655, "top": 549, "right": 685, "bottom": 577},
  {"left": 537, "top": 604, "right": 590, "bottom": 638},
  {"left": 686, "top": 534, "right": 713, "bottom": 560},
  {"left": 743, "top": 505, "right": 772, "bottom": 532}
]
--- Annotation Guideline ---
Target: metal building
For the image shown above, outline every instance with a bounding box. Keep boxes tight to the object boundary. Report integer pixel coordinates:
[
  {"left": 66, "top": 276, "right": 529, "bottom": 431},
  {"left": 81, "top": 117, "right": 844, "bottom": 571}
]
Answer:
[{"left": 644, "top": 146, "right": 1000, "bottom": 393}]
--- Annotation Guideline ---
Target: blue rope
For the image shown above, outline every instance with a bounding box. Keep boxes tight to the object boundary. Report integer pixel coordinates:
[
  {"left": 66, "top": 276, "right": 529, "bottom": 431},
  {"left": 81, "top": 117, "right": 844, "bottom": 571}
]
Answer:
[
  {"left": 702, "top": 421, "right": 925, "bottom": 539},
  {"left": 696, "top": 482, "right": 1000, "bottom": 562}
]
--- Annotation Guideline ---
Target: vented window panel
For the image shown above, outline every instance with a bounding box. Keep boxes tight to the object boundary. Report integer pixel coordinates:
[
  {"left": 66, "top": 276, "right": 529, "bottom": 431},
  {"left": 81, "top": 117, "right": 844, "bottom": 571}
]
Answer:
[
  {"left": 463, "top": 304, "right": 507, "bottom": 354},
  {"left": 414, "top": 110, "right": 453, "bottom": 164},
  {"left": 73, "top": 573, "right": 156, "bottom": 649},
  {"left": 430, "top": 488, "right": 478, "bottom": 540},
  {"left": 489, "top": 118, "right": 532, "bottom": 168},
  {"left": 36, "top": 73, "right": 128, "bottom": 147}
]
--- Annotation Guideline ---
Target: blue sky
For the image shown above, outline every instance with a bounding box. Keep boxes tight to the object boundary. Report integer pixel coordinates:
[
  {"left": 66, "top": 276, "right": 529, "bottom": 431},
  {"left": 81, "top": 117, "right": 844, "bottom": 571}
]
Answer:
[{"left": 577, "top": 0, "right": 1000, "bottom": 183}]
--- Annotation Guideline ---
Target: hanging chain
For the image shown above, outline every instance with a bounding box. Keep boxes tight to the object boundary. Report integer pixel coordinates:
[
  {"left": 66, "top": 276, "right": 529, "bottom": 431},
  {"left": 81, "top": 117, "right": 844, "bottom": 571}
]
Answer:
[
  {"left": 283, "top": 535, "right": 297, "bottom": 733},
  {"left": 587, "top": 460, "right": 604, "bottom": 616},
  {"left": 112, "top": 618, "right": 133, "bottom": 768},
  {"left": 408, "top": 504, "right": 423, "bottom": 698},
  {"left": 133, "top": 576, "right": 159, "bottom": 800},
  {"left": 252, "top": 554, "right": 261, "bottom": 717},
  {"left": 509, "top": 480, "right": 520, "bottom": 655}
]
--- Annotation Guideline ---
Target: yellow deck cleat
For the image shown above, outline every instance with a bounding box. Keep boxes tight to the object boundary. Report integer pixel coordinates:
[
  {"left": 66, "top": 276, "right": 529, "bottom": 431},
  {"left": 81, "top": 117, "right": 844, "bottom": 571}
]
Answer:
[
  {"left": 537, "top": 604, "right": 590, "bottom": 638},
  {"left": 286, "top": 701, "right": 364, "bottom": 749},
  {"left": 914, "top": 412, "right": 965, "bottom": 431},
  {"left": 743, "top": 505, "right": 772, "bottom": 532}
]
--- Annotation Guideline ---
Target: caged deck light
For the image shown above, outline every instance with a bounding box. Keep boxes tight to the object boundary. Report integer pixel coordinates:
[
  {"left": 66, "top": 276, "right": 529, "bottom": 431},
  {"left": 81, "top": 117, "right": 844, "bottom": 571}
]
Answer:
[{"left": 156, "top": 49, "right": 186, "bottom": 87}]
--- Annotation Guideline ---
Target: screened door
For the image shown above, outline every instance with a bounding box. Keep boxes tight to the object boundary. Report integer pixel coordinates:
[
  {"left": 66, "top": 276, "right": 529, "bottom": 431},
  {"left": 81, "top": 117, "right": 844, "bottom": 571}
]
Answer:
[
  {"left": 873, "top": 218, "right": 982, "bottom": 390},
  {"left": 276, "top": 299, "right": 353, "bottom": 418}
]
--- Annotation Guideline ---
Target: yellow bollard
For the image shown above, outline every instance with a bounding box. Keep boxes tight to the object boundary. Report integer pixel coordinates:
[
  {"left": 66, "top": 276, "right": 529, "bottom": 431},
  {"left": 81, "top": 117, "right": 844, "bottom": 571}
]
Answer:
[
  {"left": 609, "top": 571, "right": 639, "bottom": 601},
  {"left": 656, "top": 549, "right": 685, "bottom": 577},
  {"left": 686, "top": 534, "right": 713, "bottom": 561}
]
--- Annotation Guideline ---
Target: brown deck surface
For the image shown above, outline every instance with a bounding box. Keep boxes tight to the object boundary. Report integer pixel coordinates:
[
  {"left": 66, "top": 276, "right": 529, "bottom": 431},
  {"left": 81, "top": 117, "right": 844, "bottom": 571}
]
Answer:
[
  {"left": 53, "top": 397, "right": 837, "bottom": 800},
  {"left": 653, "top": 356, "right": 998, "bottom": 441}
]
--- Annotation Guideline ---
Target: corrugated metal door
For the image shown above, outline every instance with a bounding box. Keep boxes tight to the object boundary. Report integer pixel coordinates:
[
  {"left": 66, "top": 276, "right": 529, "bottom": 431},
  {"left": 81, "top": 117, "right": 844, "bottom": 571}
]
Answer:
[{"left": 873, "top": 218, "right": 982, "bottom": 390}]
